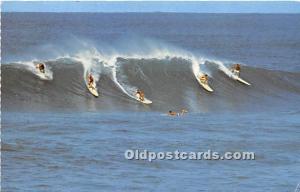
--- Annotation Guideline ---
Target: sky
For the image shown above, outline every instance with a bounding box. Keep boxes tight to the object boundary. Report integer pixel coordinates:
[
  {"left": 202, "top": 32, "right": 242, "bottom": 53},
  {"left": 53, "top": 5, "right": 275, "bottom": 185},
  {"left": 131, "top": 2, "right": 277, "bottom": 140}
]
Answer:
[{"left": 2, "top": 1, "right": 300, "bottom": 13}]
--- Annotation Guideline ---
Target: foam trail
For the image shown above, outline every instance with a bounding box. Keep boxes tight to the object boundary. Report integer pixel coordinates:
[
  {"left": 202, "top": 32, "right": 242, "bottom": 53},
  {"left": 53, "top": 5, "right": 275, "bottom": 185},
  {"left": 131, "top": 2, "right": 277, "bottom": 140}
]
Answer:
[
  {"left": 111, "top": 63, "right": 138, "bottom": 100},
  {"left": 191, "top": 57, "right": 206, "bottom": 80},
  {"left": 213, "top": 59, "right": 237, "bottom": 78},
  {"left": 102, "top": 54, "right": 144, "bottom": 100}
]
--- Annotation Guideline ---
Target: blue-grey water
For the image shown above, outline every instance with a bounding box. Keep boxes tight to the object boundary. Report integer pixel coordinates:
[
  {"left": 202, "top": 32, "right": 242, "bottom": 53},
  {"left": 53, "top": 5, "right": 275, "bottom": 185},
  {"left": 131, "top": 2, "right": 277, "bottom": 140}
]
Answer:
[
  {"left": 2, "top": 13, "right": 300, "bottom": 191},
  {"left": 3, "top": 111, "right": 300, "bottom": 191}
]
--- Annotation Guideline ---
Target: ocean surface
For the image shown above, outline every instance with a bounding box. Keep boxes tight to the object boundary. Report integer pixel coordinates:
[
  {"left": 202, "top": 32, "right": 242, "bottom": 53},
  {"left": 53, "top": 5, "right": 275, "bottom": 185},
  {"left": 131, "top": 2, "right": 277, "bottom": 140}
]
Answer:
[{"left": 2, "top": 13, "right": 300, "bottom": 191}]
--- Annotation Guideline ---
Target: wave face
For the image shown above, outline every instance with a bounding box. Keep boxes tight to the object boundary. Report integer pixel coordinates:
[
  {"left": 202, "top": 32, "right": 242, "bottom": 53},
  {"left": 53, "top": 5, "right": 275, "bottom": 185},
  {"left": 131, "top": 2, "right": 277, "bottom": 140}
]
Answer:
[
  {"left": 2, "top": 12, "right": 300, "bottom": 112},
  {"left": 2, "top": 55, "right": 300, "bottom": 112}
]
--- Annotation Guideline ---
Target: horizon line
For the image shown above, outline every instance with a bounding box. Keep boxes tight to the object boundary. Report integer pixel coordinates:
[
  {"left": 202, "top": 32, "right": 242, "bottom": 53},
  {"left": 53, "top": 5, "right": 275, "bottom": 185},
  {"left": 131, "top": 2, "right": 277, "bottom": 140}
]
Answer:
[
  {"left": 2, "top": 1, "right": 300, "bottom": 13},
  {"left": 2, "top": 11, "right": 300, "bottom": 14}
]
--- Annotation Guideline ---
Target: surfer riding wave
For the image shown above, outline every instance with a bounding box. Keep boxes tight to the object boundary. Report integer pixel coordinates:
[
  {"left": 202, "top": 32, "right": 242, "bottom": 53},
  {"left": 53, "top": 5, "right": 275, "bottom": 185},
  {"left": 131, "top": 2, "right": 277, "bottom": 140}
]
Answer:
[{"left": 2, "top": 55, "right": 300, "bottom": 112}]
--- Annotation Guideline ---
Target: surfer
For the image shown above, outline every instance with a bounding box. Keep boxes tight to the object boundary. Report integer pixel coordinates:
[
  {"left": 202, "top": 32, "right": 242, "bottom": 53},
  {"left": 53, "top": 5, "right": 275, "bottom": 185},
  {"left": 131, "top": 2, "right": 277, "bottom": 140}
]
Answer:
[
  {"left": 168, "top": 109, "right": 188, "bottom": 116},
  {"left": 199, "top": 74, "right": 209, "bottom": 84},
  {"left": 136, "top": 89, "right": 145, "bottom": 101},
  {"left": 232, "top": 64, "right": 241, "bottom": 77},
  {"left": 86, "top": 73, "right": 99, "bottom": 97},
  {"left": 36, "top": 63, "right": 45, "bottom": 73},
  {"left": 87, "top": 73, "right": 94, "bottom": 87}
]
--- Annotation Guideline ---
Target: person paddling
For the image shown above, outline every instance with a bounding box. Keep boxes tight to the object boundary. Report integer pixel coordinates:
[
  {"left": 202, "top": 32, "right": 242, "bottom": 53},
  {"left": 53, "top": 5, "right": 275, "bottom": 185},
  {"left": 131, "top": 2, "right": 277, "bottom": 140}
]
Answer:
[
  {"left": 168, "top": 110, "right": 177, "bottom": 116},
  {"left": 168, "top": 109, "right": 188, "bottom": 116}
]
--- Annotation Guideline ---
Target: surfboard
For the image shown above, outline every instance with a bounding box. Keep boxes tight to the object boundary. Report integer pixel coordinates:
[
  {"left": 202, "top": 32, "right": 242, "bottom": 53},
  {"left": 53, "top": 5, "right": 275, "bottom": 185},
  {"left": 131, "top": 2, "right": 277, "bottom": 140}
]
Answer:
[
  {"left": 87, "top": 81, "right": 99, "bottom": 97},
  {"left": 230, "top": 69, "right": 251, "bottom": 86},
  {"left": 135, "top": 93, "right": 152, "bottom": 104},
  {"left": 36, "top": 67, "right": 51, "bottom": 80},
  {"left": 235, "top": 76, "right": 251, "bottom": 86},
  {"left": 37, "top": 73, "right": 51, "bottom": 80},
  {"left": 196, "top": 77, "right": 214, "bottom": 92}
]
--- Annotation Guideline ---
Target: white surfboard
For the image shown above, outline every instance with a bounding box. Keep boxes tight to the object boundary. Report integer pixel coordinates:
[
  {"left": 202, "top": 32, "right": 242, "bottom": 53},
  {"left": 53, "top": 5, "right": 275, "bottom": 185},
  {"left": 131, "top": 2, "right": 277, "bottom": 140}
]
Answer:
[
  {"left": 36, "top": 67, "right": 52, "bottom": 80},
  {"left": 135, "top": 93, "right": 152, "bottom": 104},
  {"left": 196, "top": 77, "right": 214, "bottom": 92},
  {"left": 86, "top": 81, "right": 99, "bottom": 97},
  {"left": 235, "top": 76, "right": 251, "bottom": 86},
  {"left": 230, "top": 70, "right": 251, "bottom": 86}
]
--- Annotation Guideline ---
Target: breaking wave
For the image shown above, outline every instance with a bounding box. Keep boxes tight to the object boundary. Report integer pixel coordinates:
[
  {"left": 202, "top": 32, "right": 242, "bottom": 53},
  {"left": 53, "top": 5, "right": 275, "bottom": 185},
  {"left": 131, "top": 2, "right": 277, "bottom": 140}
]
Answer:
[{"left": 2, "top": 42, "right": 300, "bottom": 112}]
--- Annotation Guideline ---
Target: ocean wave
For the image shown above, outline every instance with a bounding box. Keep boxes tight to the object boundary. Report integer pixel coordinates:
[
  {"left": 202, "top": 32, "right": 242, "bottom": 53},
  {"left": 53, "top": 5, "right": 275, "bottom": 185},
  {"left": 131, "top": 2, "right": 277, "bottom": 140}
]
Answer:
[{"left": 2, "top": 45, "right": 300, "bottom": 112}]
